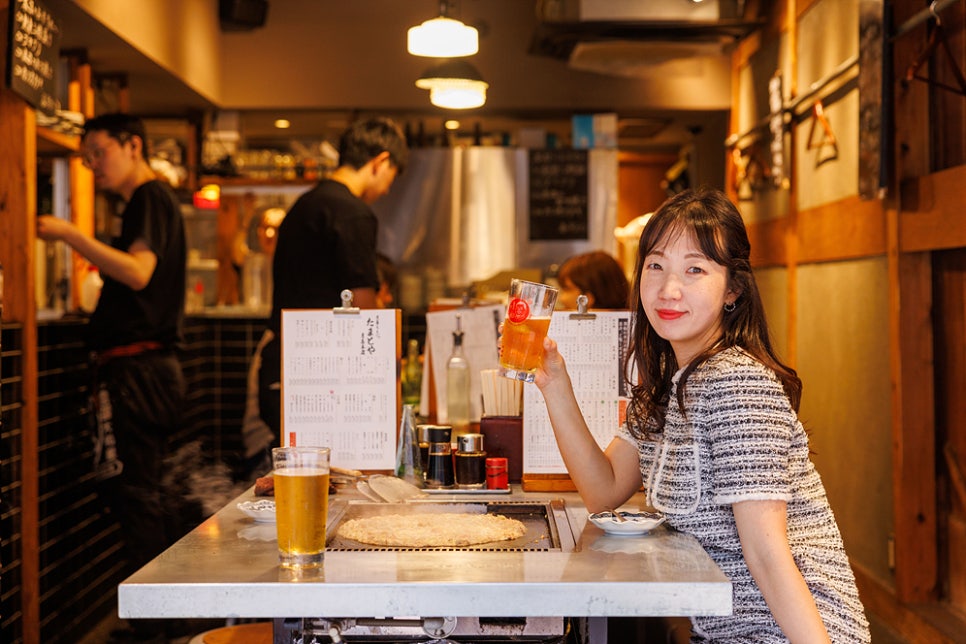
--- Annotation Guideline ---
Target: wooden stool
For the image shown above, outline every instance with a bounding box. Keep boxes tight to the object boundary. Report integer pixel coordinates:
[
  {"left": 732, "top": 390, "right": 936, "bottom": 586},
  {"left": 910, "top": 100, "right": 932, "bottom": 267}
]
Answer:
[{"left": 188, "top": 621, "right": 273, "bottom": 644}]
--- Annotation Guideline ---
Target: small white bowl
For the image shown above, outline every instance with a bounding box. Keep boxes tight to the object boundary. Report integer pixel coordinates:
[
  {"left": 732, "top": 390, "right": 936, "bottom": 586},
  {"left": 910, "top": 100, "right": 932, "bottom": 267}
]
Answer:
[
  {"left": 237, "top": 499, "right": 276, "bottom": 523},
  {"left": 589, "top": 510, "right": 665, "bottom": 535}
]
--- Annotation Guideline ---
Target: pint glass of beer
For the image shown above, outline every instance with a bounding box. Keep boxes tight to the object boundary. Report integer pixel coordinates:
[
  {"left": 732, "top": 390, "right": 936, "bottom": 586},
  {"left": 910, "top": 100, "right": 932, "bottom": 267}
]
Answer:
[
  {"left": 272, "top": 446, "right": 330, "bottom": 569},
  {"left": 499, "top": 279, "right": 559, "bottom": 383}
]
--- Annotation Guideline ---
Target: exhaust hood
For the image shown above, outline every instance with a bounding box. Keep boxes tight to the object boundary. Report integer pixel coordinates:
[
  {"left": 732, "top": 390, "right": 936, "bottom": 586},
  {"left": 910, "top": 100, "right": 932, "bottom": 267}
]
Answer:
[{"left": 530, "top": 0, "right": 764, "bottom": 75}]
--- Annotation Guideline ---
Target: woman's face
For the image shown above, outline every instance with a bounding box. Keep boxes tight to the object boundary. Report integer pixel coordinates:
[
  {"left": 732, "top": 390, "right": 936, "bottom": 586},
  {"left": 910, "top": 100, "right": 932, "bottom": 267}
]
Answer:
[{"left": 639, "top": 230, "right": 735, "bottom": 368}]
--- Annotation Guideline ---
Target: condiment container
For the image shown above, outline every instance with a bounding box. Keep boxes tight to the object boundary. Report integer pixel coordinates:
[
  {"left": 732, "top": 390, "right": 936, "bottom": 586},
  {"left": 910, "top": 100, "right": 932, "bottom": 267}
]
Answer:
[
  {"left": 446, "top": 316, "right": 471, "bottom": 438},
  {"left": 455, "top": 433, "right": 486, "bottom": 489},
  {"left": 416, "top": 424, "right": 432, "bottom": 479},
  {"left": 486, "top": 457, "right": 509, "bottom": 490},
  {"left": 424, "top": 425, "right": 454, "bottom": 489},
  {"left": 395, "top": 405, "right": 422, "bottom": 485}
]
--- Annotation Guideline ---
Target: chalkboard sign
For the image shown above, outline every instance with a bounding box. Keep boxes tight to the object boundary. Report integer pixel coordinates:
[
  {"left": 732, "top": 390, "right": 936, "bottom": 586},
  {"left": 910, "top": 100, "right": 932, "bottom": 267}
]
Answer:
[
  {"left": 6, "top": 0, "right": 61, "bottom": 114},
  {"left": 528, "top": 148, "right": 588, "bottom": 240}
]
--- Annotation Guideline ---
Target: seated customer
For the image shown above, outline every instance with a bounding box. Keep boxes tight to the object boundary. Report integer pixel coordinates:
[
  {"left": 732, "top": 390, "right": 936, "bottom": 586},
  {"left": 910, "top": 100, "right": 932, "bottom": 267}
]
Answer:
[
  {"left": 376, "top": 252, "right": 398, "bottom": 309},
  {"left": 556, "top": 250, "right": 630, "bottom": 310}
]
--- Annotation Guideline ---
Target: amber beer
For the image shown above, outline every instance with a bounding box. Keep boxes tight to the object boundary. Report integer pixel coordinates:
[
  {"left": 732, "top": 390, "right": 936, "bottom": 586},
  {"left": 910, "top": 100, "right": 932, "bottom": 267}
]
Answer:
[
  {"left": 499, "top": 279, "right": 559, "bottom": 382},
  {"left": 500, "top": 317, "right": 552, "bottom": 372},
  {"left": 272, "top": 447, "right": 330, "bottom": 569}
]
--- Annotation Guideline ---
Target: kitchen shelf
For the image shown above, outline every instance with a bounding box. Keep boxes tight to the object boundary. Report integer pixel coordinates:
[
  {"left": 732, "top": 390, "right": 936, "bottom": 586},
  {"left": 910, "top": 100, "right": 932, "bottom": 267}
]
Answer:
[
  {"left": 199, "top": 175, "right": 318, "bottom": 187},
  {"left": 37, "top": 126, "right": 80, "bottom": 154}
]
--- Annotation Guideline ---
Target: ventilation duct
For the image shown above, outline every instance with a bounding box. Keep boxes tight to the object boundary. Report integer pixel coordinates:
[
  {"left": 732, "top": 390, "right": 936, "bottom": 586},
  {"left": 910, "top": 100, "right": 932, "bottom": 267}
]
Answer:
[
  {"left": 530, "top": 0, "right": 762, "bottom": 69},
  {"left": 568, "top": 40, "right": 725, "bottom": 78}
]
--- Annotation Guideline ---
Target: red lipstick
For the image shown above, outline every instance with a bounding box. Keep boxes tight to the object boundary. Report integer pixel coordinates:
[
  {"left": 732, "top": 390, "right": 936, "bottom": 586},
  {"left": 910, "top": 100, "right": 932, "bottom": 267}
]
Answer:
[{"left": 657, "top": 309, "right": 685, "bottom": 320}]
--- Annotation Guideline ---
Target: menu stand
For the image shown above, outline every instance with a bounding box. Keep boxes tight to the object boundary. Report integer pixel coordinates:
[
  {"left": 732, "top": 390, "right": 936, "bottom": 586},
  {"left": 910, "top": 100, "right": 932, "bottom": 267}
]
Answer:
[
  {"left": 280, "top": 289, "right": 401, "bottom": 473},
  {"left": 522, "top": 297, "right": 631, "bottom": 492}
]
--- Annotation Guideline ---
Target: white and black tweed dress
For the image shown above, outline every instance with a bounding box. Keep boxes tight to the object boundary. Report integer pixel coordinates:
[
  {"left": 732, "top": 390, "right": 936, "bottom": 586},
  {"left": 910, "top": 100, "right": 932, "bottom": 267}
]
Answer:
[{"left": 618, "top": 347, "right": 870, "bottom": 643}]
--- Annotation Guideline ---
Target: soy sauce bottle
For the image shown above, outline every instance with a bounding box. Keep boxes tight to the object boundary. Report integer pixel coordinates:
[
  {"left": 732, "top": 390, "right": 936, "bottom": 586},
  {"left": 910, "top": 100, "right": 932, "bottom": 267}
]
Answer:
[
  {"left": 424, "top": 425, "right": 454, "bottom": 489},
  {"left": 455, "top": 433, "right": 486, "bottom": 489}
]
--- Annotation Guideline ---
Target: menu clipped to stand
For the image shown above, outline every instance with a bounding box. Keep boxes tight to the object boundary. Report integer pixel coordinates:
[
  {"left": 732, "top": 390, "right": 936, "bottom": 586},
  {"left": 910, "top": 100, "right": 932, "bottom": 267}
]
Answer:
[
  {"left": 280, "top": 290, "right": 401, "bottom": 472},
  {"left": 521, "top": 298, "right": 632, "bottom": 492}
]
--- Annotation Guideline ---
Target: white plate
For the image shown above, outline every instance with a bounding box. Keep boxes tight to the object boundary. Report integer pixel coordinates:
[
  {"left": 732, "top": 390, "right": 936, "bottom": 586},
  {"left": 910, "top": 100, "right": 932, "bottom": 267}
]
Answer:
[
  {"left": 237, "top": 499, "right": 276, "bottom": 522},
  {"left": 589, "top": 510, "right": 665, "bottom": 535}
]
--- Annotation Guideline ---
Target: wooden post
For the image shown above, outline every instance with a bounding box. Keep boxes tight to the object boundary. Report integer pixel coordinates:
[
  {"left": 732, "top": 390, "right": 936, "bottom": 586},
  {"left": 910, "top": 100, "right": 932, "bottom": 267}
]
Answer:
[{"left": 0, "top": 3, "right": 41, "bottom": 641}]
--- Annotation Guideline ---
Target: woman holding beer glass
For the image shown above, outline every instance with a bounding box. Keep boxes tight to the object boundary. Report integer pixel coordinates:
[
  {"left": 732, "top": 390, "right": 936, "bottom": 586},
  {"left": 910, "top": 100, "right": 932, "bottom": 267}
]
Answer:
[{"left": 527, "top": 189, "right": 870, "bottom": 642}]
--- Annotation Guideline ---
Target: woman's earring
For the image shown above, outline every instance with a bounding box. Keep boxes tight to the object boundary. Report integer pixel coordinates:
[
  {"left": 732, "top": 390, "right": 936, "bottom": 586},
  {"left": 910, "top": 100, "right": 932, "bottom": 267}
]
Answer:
[{"left": 724, "top": 301, "right": 737, "bottom": 313}]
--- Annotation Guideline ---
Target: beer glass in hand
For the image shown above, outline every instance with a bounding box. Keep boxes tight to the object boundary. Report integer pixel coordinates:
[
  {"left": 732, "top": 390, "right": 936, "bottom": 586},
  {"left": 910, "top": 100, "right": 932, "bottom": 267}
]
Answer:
[{"left": 499, "top": 279, "right": 559, "bottom": 383}]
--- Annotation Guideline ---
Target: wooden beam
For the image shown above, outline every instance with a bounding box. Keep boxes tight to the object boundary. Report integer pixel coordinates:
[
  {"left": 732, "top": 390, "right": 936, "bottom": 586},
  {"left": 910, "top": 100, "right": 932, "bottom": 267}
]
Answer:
[
  {"left": 796, "top": 195, "right": 888, "bottom": 263},
  {"left": 889, "top": 233, "right": 938, "bottom": 601},
  {"left": 900, "top": 164, "right": 966, "bottom": 252}
]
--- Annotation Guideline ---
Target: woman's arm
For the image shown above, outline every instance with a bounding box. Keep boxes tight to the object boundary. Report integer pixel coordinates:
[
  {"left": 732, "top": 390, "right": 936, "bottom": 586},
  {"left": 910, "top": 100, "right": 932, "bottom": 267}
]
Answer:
[
  {"left": 733, "top": 499, "right": 831, "bottom": 643},
  {"left": 534, "top": 336, "right": 642, "bottom": 511}
]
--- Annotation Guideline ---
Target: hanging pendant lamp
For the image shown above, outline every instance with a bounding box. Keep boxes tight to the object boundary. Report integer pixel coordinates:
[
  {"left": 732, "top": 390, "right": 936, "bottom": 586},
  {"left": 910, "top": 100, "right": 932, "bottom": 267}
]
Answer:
[
  {"left": 407, "top": 2, "right": 478, "bottom": 58},
  {"left": 415, "top": 59, "right": 488, "bottom": 109}
]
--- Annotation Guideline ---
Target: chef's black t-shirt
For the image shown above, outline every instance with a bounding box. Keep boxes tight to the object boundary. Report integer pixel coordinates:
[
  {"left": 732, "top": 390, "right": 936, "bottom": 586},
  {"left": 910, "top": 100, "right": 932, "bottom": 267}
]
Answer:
[
  {"left": 267, "top": 179, "right": 380, "bottom": 335},
  {"left": 87, "top": 180, "right": 186, "bottom": 352}
]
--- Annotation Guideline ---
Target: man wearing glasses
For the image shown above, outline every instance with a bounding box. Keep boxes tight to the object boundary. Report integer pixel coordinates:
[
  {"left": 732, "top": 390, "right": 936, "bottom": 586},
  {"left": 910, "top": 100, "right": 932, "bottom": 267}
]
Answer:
[{"left": 37, "top": 112, "right": 185, "bottom": 643}]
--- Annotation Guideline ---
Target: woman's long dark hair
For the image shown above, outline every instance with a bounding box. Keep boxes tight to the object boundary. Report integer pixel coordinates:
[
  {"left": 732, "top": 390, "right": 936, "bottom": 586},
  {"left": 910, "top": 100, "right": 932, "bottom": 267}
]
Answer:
[{"left": 623, "top": 188, "right": 801, "bottom": 439}]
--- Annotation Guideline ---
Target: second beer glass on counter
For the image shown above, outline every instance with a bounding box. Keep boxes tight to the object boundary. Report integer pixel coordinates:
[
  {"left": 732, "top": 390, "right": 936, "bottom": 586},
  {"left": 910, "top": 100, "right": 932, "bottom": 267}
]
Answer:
[
  {"left": 499, "top": 279, "right": 559, "bottom": 382},
  {"left": 272, "top": 446, "right": 330, "bottom": 569}
]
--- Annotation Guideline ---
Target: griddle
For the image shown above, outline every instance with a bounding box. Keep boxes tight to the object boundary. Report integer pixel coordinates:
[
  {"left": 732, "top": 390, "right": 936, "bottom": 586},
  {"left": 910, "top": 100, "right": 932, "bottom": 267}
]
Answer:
[{"left": 326, "top": 498, "right": 574, "bottom": 552}]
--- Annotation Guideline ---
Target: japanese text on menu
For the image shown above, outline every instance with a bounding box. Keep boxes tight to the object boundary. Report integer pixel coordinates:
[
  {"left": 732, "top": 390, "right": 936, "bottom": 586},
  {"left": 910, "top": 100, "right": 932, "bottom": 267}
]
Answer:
[
  {"left": 523, "top": 311, "right": 631, "bottom": 473},
  {"left": 281, "top": 309, "right": 398, "bottom": 470}
]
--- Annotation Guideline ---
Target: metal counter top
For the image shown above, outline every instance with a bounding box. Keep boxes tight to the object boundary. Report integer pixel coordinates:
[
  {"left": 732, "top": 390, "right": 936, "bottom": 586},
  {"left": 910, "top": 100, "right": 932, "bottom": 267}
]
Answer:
[{"left": 118, "top": 487, "right": 731, "bottom": 619}]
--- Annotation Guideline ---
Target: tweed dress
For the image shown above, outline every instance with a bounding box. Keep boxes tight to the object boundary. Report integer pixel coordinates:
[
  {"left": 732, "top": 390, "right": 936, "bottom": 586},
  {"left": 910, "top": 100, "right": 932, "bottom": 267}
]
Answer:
[{"left": 617, "top": 347, "right": 870, "bottom": 642}]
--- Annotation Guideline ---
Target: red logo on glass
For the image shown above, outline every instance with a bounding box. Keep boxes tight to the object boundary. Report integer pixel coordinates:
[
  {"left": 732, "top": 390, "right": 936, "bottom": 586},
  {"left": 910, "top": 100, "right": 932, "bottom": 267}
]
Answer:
[{"left": 507, "top": 298, "right": 530, "bottom": 323}]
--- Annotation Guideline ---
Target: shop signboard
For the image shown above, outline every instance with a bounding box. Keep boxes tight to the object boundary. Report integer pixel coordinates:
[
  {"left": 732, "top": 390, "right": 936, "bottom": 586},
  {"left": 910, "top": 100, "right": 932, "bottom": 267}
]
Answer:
[
  {"left": 528, "top": 148, "right": 589, "bottom": 240},
  {"left": 5, "top": 0, "right": 60, "bottom": 114}
]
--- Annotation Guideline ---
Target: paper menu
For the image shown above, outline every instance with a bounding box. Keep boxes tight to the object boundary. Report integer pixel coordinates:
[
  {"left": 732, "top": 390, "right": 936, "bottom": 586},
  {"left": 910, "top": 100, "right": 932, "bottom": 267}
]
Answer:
[
  {"left": 280, "top": 308, "right": 399, "bottom": 471},
  {"left": 422, "top": 304, "right": 503, "bottom": 422},
  {"left": 523, "top": 311, "right": 632, "bottom": 474}
]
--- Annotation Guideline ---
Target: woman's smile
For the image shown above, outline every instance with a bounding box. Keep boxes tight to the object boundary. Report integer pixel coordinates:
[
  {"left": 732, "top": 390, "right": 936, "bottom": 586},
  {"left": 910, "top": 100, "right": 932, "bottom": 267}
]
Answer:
[{"left": 657, "top": 308, "right": 686, "bottom": 320}]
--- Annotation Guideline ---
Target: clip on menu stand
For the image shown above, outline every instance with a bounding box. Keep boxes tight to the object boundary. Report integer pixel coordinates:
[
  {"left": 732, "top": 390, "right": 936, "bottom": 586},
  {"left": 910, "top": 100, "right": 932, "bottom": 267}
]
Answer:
[
  {"left": 279, "top": 288, "right": 402, "bottom": 473},
  {"left": 522, "top": 295, "right": 598, "bottom": 493},
  {"left": 333, "top": 288, "right": 361, "bottom": 314}
]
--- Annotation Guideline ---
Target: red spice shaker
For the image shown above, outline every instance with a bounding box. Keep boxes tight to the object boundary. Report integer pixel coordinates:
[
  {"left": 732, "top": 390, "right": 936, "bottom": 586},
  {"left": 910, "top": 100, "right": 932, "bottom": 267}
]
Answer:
[{"left": 486, "top": 457, "right": 509, "bottom": 490}]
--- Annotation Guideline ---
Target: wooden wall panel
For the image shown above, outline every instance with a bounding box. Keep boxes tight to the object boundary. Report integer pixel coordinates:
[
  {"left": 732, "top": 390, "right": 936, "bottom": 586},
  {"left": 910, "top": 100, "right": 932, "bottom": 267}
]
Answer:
[
  {"left": 616, "top": 152, "right": 676, "bottom": 227},
  {"left": 797, "top": 194, "right": 888, "bottom": 263},
  {"left": 747, "top": 217, "right": 788, "bottom": 266}
]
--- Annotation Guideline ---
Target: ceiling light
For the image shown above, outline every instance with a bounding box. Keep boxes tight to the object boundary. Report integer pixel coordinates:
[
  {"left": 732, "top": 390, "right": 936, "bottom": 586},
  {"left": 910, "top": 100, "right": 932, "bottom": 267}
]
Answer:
[
  {"left": 407, "top": 3, "right": 478, "bottom": 58},
  {"left": 416, "top": 59, "right": 488, "bottom": 109},
  {"left": 444, "top": 120, "right": 461, "bottom": 130},
  {"left": 274, "top": 118, "right": 291, "bottom": 129}
]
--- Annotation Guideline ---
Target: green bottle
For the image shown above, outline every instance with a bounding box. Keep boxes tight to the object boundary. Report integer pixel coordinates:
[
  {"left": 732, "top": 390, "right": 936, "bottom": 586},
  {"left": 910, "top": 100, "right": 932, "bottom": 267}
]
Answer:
[{"left": 401, "top": 338, "right": 422, "bottom": 407}]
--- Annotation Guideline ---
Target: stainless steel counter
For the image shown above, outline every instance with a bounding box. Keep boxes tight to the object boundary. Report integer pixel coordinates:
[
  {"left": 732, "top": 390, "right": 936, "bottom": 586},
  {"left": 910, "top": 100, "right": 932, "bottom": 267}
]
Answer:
[{"left": 119, "top": 487, "right": 731, "bottom": 624}]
